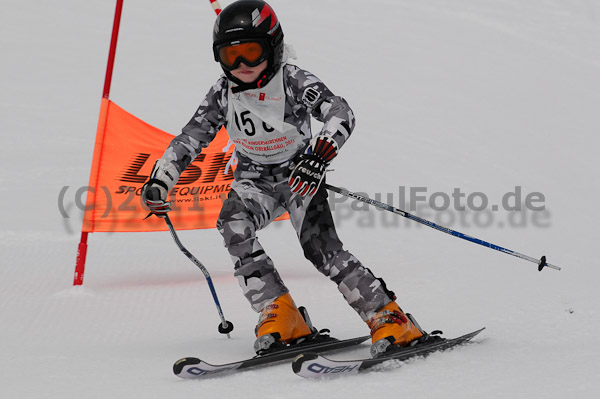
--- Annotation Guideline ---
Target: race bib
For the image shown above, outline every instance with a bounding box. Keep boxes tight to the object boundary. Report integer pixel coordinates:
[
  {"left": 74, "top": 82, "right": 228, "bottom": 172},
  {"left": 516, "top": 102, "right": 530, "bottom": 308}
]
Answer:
[{"left": 226, "top": 68, "right": 304, "bottom": 164}]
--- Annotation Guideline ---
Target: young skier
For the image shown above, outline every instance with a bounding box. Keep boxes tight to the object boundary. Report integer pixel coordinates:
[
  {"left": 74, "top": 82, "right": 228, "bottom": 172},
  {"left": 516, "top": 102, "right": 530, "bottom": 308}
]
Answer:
[{"left": 142, "top": 0, "right": 424, "bottom": 357}]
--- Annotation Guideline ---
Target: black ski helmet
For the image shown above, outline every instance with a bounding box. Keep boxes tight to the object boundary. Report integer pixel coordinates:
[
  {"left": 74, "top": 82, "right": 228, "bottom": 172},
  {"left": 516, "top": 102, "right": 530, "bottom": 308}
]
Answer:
[{"left": 213, "top": 0, "right": 284, "bottom": 91}]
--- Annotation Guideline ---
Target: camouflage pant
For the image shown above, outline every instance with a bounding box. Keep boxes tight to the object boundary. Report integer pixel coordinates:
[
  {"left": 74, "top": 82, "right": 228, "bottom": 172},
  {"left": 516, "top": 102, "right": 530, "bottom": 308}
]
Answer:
[{"left": 216, "top": 165, "right": 394, "bottom": 321}]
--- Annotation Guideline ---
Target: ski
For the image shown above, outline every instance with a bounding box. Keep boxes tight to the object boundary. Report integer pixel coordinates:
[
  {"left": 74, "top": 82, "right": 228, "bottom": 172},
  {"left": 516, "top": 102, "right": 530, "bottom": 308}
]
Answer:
[
  {"left": 173, "top": 333, "right": 370, "bottom": 380},
  {"left": 292, "top": 327, "right": 485, "bottom": 378}
]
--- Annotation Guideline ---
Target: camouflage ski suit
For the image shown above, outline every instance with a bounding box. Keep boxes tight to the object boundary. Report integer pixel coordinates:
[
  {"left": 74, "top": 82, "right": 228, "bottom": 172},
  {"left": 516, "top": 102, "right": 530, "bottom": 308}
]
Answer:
[{"left": 161, "top": 63, "right": 394, "bottom": 321}]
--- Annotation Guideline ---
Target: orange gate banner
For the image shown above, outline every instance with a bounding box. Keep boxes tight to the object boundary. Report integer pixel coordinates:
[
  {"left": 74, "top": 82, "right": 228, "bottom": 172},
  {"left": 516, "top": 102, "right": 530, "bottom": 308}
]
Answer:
[{"left": 82, "top": 98, "right": 239, "bottom": 232}]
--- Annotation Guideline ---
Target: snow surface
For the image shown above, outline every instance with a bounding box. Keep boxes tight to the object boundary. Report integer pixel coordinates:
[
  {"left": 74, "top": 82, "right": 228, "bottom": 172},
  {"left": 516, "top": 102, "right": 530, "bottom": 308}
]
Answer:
[{"left": 2, "top": 0, "right": 600, "bottom": 398}]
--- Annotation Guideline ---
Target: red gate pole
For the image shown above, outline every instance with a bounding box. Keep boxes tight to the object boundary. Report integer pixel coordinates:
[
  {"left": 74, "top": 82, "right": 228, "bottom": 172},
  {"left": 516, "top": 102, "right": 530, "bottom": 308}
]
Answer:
[
  {"left": 74, "top": 0, "right": 124, "bottom": 286},
  {"left": 209, "top": 0, "right": 222, "bottom": 15},
  {"left": 102, "top": 0, "right": 124, "bottom": 99}
]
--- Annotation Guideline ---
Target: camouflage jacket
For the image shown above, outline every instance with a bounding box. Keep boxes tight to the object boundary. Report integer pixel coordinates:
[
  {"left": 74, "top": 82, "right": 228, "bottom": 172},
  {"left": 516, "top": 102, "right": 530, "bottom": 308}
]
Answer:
[{"left": 161, "top": 64, "right": 355, "bottom": 175}]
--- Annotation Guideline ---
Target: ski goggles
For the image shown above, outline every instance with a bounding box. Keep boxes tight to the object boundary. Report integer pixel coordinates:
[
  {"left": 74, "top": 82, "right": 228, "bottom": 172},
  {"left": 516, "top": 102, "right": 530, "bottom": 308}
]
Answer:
[{"left": 216, "top": 41, "right": 267, "bottom": 70}]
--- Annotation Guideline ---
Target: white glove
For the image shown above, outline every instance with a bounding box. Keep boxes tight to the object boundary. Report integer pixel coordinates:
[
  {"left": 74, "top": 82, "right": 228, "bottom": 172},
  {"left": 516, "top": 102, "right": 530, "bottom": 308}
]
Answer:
[{"left": 141, "top": 159, "right": 180, "bottom": 215}]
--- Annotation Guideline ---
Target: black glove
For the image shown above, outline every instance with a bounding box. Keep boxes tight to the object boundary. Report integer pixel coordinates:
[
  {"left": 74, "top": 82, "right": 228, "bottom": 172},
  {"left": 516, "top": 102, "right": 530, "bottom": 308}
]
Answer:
[
  {"left": 289, "top": 136, "right": 338, "bottom": 197},
  {"left": 141, "top": 159, "right": 180, "bottom": 216}
]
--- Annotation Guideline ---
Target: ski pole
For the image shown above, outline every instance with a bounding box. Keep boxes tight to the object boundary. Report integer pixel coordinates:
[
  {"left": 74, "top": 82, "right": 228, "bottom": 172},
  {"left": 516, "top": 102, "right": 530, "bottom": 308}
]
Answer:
[
  {"left": 325, "top": 184, "right": 562, "bottom": 272},
  {"left": 146, "top": 188, "right": 234, "bottom": 338}
]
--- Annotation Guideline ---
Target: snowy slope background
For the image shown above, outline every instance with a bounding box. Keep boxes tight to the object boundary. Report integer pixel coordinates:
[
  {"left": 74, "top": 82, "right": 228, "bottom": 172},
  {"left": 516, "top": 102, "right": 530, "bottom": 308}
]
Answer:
[{"left": 2, "top": 0, "right": 600, "bottom": 398}]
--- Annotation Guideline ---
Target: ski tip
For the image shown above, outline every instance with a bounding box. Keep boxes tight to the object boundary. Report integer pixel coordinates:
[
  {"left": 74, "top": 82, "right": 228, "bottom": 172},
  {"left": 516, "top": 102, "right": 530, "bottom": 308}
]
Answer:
[
  {"left": 465, "top": 327, "right": 486, "bottom": 341},
  {"left": 292, "top": 352, "right": 319, "bottom": 374},
  {"left": 466, "top": 327, "right": 485, "bottom": 336},
  {"left": 173, "top": 357, "right": 201, "bottom": 375}
]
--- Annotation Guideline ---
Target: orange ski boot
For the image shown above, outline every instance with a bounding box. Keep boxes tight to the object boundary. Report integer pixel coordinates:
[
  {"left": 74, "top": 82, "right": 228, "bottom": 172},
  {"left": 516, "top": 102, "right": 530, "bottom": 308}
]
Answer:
[
  {"left": 254, "top": 292, "right": 314, "bottom": 353},
  {"left": 367, "top": 301, "right": 424, "bottom": 357}
]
